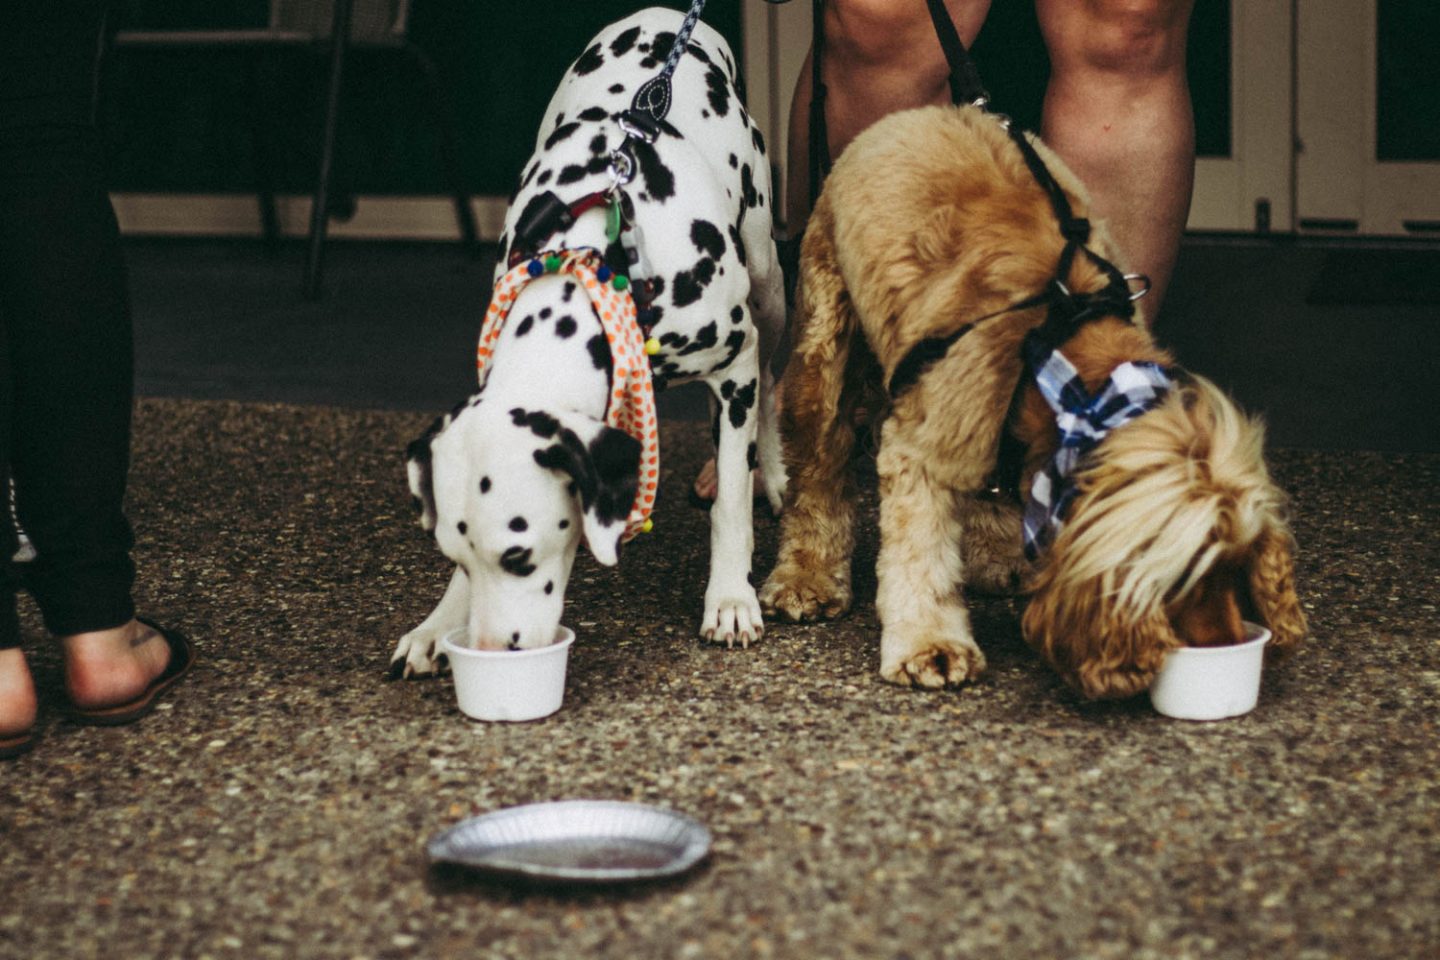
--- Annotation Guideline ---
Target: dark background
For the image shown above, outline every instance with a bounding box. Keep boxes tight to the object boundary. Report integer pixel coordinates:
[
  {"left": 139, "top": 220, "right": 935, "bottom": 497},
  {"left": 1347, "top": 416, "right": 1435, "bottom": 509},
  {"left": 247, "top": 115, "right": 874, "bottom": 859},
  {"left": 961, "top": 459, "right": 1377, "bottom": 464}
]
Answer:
[{"left": 100, "top": 0, "right": 1231, "bottom": 198}]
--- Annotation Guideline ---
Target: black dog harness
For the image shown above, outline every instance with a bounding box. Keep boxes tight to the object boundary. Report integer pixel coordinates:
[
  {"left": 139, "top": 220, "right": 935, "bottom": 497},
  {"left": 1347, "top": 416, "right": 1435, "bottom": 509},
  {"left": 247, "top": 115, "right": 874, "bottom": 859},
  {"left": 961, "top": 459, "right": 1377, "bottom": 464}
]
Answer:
[{"left": 808, "top": 0, "right": 1162, "bottom": 544}]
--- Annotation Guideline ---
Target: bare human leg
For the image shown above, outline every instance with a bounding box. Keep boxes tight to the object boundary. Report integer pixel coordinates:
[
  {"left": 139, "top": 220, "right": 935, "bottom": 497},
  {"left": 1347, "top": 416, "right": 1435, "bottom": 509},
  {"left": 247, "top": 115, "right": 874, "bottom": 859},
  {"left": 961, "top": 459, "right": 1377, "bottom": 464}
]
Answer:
[{"left": 1035, "top": 0, "right": 1197, "bottom": 316}]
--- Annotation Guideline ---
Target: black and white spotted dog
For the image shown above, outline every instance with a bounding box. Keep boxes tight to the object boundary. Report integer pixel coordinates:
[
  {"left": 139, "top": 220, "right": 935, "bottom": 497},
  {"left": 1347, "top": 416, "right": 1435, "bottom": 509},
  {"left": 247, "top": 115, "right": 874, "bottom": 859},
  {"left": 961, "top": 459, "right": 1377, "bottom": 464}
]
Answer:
[{"left": 390, "top": 8, "right": 786, "bottom": 676}]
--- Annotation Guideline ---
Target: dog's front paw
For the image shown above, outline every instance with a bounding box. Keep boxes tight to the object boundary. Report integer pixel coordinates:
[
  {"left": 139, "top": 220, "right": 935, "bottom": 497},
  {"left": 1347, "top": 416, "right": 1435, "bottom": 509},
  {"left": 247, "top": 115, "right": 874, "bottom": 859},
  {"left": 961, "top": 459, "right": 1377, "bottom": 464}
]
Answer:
[
  {"left": 879, "top": 632, "right": 986, "bottom": 689},
  {"left": 700, "top": 582, "right": 765, "bottom": 648},
  {"left": 759, "top": 560, "right": 851, "bottom": 622},
  {"left": 388, "top": 628, "right": 449, "bottom": 680}
]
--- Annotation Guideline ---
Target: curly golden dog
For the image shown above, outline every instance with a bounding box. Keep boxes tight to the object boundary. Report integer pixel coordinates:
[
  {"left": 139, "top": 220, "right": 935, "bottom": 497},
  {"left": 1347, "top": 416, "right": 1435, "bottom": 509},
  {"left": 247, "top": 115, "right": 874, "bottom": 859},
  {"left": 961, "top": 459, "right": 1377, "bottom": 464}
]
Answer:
[{"left": 760, "top": 104, "right": 1306, "bottom": 699}]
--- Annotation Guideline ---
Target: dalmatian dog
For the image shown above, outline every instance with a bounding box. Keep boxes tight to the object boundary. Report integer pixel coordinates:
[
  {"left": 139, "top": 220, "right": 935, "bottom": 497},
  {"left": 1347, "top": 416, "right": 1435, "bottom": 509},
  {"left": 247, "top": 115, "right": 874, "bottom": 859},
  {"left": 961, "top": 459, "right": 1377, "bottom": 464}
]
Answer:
[{"left": 390, "top": 8, "right": 786, "bottom": 677}]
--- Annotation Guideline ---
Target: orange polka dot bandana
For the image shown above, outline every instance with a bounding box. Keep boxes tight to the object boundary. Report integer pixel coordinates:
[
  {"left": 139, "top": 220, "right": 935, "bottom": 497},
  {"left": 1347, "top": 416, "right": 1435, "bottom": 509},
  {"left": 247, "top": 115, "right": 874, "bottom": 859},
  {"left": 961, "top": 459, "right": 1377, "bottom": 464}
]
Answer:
[{"left": 477, "top": 248, "right": 659, "bottom": 543}]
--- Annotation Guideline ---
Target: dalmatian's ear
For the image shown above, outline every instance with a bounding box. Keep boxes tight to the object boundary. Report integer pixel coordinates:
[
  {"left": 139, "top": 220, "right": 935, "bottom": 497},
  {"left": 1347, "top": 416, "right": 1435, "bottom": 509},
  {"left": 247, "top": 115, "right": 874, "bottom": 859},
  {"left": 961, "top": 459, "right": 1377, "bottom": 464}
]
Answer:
[
  {"left": 405, "top": 429, "right": 439, "bottom": 531},
  {"left": 532, "top": 412, "right": 642, "bottom": 567}
]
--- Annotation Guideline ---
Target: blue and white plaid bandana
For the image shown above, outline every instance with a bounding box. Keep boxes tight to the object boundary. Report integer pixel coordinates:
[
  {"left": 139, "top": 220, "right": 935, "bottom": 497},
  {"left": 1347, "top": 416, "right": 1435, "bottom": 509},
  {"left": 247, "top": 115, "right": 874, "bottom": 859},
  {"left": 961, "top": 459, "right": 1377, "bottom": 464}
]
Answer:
[{"left": 1021, "top": 333, "right": 1175, "bottom": 560}]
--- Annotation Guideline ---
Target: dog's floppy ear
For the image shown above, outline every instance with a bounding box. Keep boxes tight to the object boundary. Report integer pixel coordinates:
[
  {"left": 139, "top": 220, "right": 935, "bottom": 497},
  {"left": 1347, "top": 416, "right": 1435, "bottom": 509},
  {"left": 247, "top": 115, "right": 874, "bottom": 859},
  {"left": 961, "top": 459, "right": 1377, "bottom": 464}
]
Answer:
[
  {"left": 1246, "top": 525, "right": 1308, "bottom": 657},
  {"left": 1023, "top": 562, "right": 1179, "bottom": 700},
  {"left": 531, "top": 410, "right": 642, "bottom": 566}
]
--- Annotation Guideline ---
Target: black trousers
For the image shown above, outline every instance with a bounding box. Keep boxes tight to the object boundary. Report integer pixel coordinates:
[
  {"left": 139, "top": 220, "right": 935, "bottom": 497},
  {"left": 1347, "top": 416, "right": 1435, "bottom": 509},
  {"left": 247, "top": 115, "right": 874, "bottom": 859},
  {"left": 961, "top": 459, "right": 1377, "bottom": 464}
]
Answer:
[{"left": 1, "top": 0, "right": 136, "bottom": 648}]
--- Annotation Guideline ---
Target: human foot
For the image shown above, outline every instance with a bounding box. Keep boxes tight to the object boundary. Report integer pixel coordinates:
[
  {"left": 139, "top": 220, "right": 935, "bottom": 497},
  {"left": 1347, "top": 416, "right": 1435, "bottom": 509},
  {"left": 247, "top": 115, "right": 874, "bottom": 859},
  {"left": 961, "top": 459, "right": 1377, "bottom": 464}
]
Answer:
[
  {"left": 62, "top": 618, "right": 182, "bottom": 714},
  {"left": 0, "top": 647, "right": 39, "bottom": 752}
]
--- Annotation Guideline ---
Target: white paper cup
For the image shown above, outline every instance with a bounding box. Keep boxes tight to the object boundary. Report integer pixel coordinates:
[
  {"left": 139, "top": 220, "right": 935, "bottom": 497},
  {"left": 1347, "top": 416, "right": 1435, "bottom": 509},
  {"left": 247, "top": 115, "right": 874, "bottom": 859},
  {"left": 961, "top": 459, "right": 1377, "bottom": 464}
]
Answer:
[
  {"left": 1149, "top": 621, "right": 1271, "bottom": 721},
  {"left": 440, "top": 626, "right": 575, "bottom": 722}
]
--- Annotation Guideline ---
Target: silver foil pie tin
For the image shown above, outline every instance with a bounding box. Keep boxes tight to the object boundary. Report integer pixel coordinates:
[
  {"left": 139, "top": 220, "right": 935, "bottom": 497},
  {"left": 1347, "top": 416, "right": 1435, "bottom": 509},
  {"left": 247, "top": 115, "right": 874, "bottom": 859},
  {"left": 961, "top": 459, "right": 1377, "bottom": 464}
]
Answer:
[{"left": 426, "top": 800, "right": 712, "bottom": 883}]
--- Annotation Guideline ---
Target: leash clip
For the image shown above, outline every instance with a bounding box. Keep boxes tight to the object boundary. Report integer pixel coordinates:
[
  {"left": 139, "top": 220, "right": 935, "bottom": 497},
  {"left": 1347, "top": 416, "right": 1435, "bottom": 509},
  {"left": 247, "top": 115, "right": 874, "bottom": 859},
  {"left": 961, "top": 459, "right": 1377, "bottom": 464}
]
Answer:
[
  {"left": 1124, "top": 273, "right": 1152, "bottom": 302},
  {"left": 607, "top": 146, "right": 636, "bottom": 188}
]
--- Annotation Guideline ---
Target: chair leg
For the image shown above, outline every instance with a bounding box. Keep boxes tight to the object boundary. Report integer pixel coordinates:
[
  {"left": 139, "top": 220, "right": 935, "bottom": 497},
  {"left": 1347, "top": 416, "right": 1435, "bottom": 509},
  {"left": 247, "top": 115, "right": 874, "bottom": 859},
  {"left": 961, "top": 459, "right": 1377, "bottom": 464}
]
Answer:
[
  {"left": 405, "top": 42, "right": 479, "bottom": 257},
  {"left": 305, "top": 0, "right": 355, "bottom": 300},
  {"left": 245, "top": 57, "right": 281, "bottom": 254}
]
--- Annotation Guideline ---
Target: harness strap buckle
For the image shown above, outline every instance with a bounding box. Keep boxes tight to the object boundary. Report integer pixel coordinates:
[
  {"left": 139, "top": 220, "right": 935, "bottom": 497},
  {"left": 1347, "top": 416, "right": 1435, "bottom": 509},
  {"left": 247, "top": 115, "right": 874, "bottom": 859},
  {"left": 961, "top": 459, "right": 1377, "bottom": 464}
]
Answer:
[{"left": 617, "top": 109, "right": 663, "bottom": 143}]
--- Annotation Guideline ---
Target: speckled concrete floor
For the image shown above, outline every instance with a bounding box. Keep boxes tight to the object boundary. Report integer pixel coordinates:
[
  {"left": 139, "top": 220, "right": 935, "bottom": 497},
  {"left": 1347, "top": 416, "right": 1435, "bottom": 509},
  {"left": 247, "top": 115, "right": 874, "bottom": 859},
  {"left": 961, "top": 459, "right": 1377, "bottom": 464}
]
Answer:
[{"left": 2, "top": 398, "right": 1436, "bottom": 960}]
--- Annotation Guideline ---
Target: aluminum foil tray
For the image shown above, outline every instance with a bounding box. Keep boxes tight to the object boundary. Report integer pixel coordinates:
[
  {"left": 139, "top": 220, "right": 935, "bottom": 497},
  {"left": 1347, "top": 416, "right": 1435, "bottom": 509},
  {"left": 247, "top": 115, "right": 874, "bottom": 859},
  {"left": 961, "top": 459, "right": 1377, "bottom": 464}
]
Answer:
[{"left": 426, "top": 800, "right": 711, "bottom": 883}]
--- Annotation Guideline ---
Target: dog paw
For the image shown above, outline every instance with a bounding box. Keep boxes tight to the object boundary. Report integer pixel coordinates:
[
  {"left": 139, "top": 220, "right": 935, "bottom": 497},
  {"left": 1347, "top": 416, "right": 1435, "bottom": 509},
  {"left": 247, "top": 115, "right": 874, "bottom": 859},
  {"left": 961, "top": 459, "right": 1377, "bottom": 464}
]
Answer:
[
  {"left": 879, "top": 634, "right": 986, "bottom": 689},
  {"left": 387, "top": 629, "right": 449, "bottom": 680},
  {"left": 700, "top": 583, "right": 765, "bottom": 648},
  {"left": 759, "top": 562, "right": 851, "bottom": 622}
]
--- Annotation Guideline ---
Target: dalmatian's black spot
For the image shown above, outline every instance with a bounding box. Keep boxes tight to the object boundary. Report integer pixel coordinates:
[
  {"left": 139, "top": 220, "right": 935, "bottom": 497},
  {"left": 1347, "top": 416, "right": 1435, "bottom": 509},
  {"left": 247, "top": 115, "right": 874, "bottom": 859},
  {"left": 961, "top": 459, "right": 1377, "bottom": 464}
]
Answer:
[
  {"left": 588, "top": 133, "right": 607, "bottom": 155},
  {"left": 720, "top": 329, "right": 747, "bottom": 369},
  {"left": 562, "top": 282, "right": 576, "bottom": 303},
  {"left": 730, "top": 306, "right": 744, "bottom": 324},
  {"left": 545, "top": 581, "right": 554, "bottom": 595},
  {"left": 509, "top": 633, "right": 521, "bottom": 650},
  {"left": 631, "top": 140, "right": 675, "bottom": 203},
  {"left": 741, "top": 163, "right": 758, "bottom": 209},
  {"left": 691, "top": 220, "right": 726, "bottom": 260},
  {"left": 608, "top": 83, "right": 625, "bottom": 94},
  {"left": 536, "top": 169, "right": 552, "bottom": 186},
  {"left": 747, "top": 442, "right": 758, "bottom": 471},
  {"left": 671, "top": 258, "right": 716, "bottom": 308},
  {"left": 679, "top": 321, "right": 718, "bottom": 356},
  {"left": 574, "top": 43, "right": 604, "bottom": 75},
  {"left": 500, "top": 545, "right": 536, "bottom": 577},
  {"left": 509, "top": 517, "right": 528, "bottom": 532},
  {"left": 587, "top": 334, "right": 613, "bottom": 374},
  {"left": 751, "top": 125, "right": 766, "bottom": 155},
  {"left": 534, "top": 427, "right": 640, "bottom": 527},
  {"left": 727, "top": 378, "right": 757, "bottom": 429},
  {"left": 729, "top": 221, "right": 747, "bottom": 266},
  {"left": 720, "top": 379, "right": 736, "bottom": 400},
  {"left": 544, "top": 122, "right": 581, "bottom": 150},
  {"left": 480, "top": 476, "right": 491, "bottom": 493},
  {"left": 556, "top": 155, "right": 610, "bottom": 185},
  {"left": 457, "top": 521, "right": 467, "bottom": 535},
  {"left": 704, "top": 64, "right": 731, "bottom": 117},
  {"left": 559, "top": 519, "right": 569, "bottom": 529},
  {"left": 509, "top": 408, "right": 560, "bottom": 439},
  {"left": 728, "top": 153, "right": 738, "bottom": 168},
  {"left": 609, "top": 25, "right": 641, "bottom": 57},
  {"left": 638, "top": 31, "right": 676, "bottom": 70},
  {"left": 687, "top": 44, "right": 712, "bottom": 66},
  {"left": 555, "top": 316, "right": 577, "bottom": 338},
  {"left": 515, "top": 314, "right": 534, "bottom": 337},
  {"left": 579, "top": 106, "right": 609, "bottom": 121}
]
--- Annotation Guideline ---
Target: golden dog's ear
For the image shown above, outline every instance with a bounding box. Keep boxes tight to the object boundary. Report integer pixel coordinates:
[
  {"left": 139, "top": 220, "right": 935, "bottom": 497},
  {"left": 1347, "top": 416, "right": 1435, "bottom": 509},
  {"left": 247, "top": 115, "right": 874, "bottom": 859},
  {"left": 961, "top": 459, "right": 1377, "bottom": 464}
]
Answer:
[
  {"left": 1023, "top": 561, "right": 1180, "bottom": 700},
  {"left": 1246, "top": 526, "right": 1308, "bottom": 657}
]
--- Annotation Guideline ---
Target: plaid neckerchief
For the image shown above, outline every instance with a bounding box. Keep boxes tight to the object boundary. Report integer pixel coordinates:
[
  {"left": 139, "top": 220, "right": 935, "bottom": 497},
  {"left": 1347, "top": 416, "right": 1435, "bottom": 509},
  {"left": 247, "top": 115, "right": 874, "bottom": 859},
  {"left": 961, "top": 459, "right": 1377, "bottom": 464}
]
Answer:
[
  {"left": 1020, "top": 332, "right": 1174, "bottom": 560},
  {"left": 479, "top": 248, "right": 659, "bottom": 544}
]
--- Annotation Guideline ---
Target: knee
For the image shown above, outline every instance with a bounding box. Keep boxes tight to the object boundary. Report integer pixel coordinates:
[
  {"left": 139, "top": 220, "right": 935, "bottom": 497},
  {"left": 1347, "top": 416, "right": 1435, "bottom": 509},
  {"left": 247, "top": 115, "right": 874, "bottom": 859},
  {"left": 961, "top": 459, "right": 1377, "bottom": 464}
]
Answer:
[
  {"left": 824, "top": 0, "right": 984, "bottom": 76},
  {"left": 1041, "top": 0, "right": 1194, "bottom": 79}
]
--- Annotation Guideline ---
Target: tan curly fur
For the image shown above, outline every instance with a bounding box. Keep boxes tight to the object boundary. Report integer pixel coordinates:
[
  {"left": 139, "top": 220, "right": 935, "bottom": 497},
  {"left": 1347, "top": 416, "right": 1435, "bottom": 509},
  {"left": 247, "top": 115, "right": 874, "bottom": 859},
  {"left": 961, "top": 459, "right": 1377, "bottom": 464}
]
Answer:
[{"left": 760, "top": 104, "right": 1306, "bottom": 697}]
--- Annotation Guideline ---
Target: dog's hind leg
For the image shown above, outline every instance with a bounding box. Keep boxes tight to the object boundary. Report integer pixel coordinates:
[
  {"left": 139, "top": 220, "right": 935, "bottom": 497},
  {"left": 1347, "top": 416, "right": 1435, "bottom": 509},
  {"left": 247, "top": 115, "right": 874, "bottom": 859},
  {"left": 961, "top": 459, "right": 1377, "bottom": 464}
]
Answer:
[
  {"left": 760, "top": 212, "right": 863, "bottom": 622},
  {"left": 874, "top": 417, "right": 988, "bottom": 689},
  {"left": 957, "top": 494, "right": 1029, "bottom": 596},
  {"left": 749, "top": 245, "right": 789, "bottom": 516}
]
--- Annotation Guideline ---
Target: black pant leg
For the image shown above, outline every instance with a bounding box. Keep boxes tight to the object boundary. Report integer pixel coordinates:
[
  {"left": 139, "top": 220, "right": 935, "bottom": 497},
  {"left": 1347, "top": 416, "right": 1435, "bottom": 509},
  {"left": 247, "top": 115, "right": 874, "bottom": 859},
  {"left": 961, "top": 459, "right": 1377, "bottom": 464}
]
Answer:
[{"left": 0, "top": 0, "right": 137, "bottom": 640}]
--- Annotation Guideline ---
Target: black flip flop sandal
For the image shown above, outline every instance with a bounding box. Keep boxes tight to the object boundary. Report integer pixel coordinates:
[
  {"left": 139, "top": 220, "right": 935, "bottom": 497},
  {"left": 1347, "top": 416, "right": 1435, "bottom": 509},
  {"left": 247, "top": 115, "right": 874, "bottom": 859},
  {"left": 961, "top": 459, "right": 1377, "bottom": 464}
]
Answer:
[{"left": 67, "top": 618, "right": 195, "bottom": 727}]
